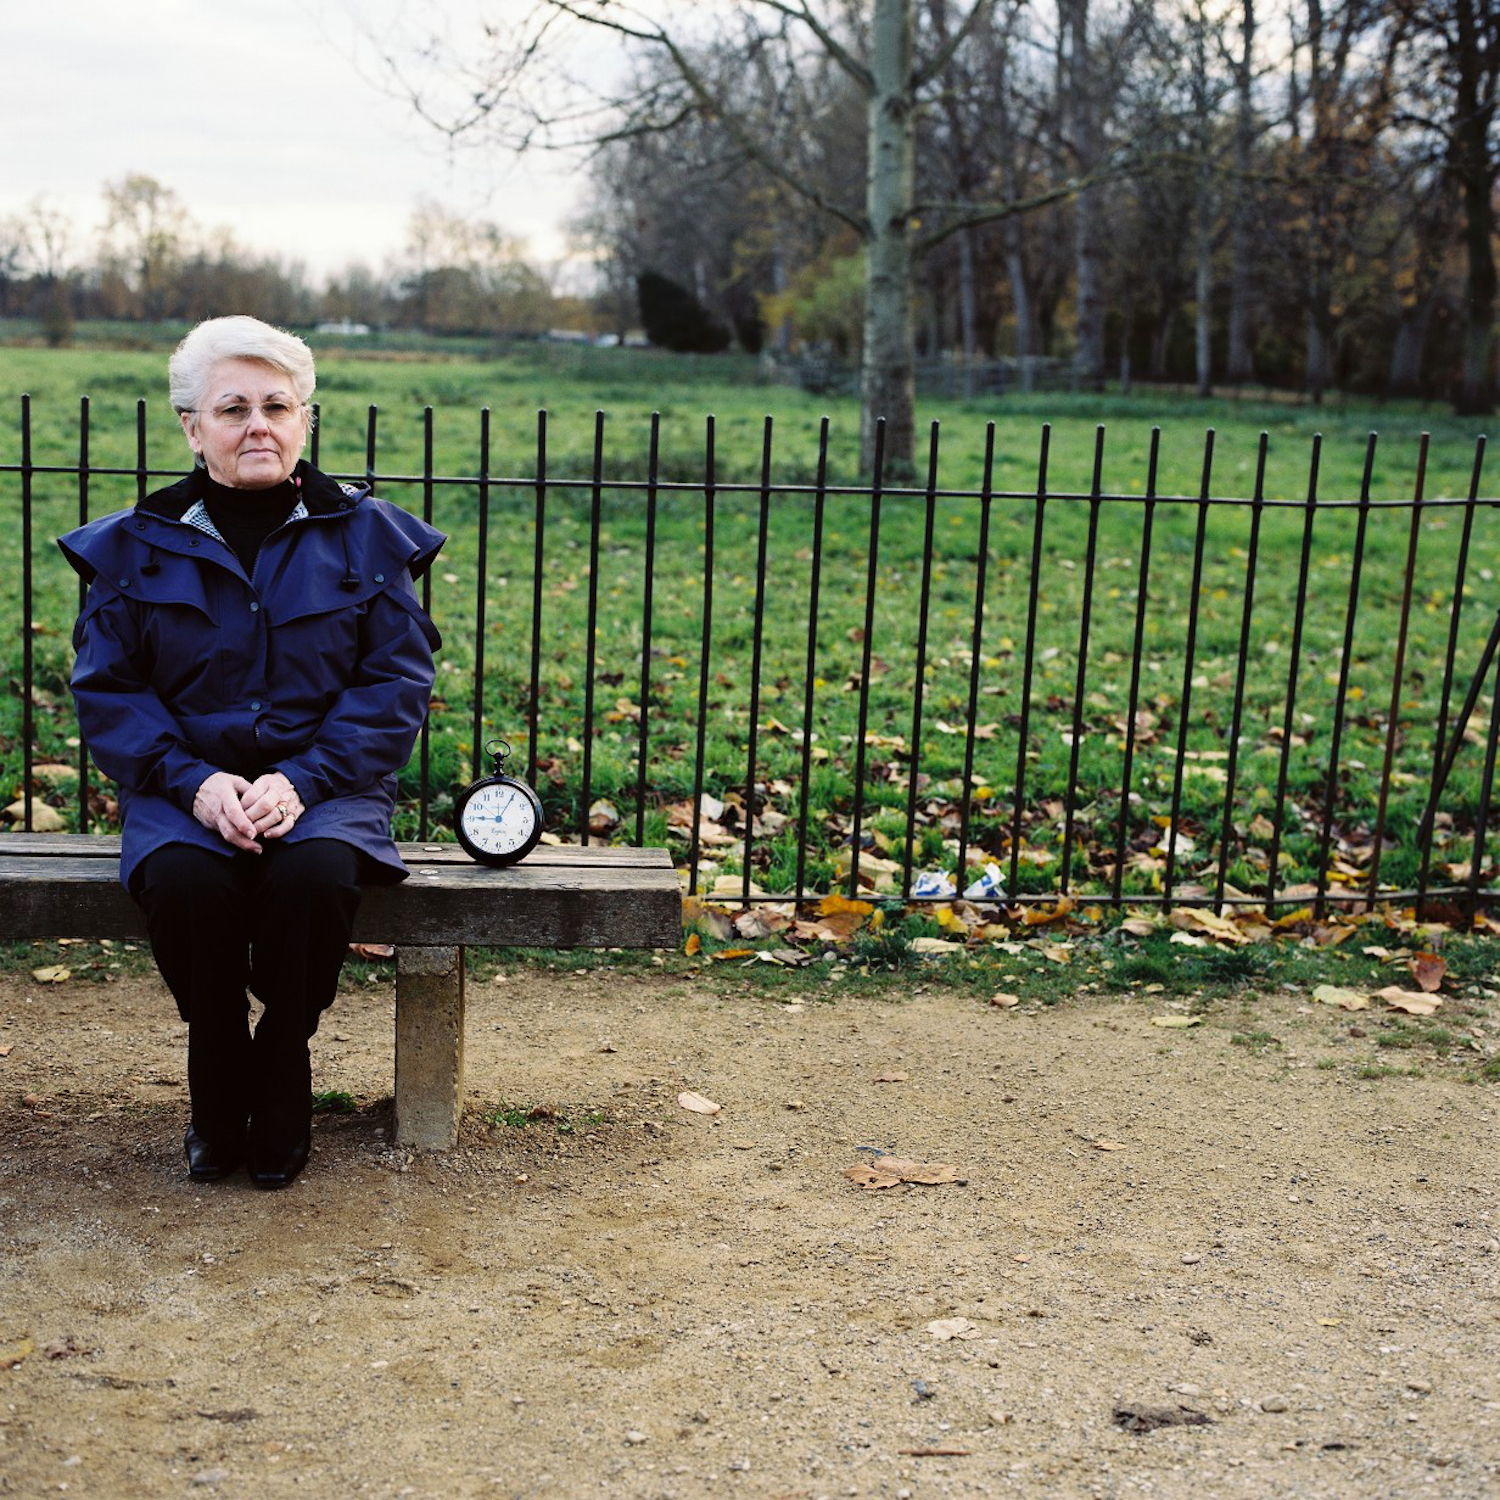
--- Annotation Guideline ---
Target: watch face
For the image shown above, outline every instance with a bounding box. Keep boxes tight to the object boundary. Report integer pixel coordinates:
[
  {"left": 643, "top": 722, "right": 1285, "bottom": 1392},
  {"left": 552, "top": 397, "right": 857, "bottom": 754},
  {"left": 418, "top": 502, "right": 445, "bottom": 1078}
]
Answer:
[{"left": 457, "top": 777, "right": 541, "bottom": 864}]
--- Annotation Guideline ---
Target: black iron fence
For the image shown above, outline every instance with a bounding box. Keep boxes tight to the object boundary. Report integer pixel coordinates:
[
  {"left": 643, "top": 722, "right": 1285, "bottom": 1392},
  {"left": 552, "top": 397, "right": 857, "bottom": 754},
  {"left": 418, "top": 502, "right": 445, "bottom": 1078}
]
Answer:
[{"left": 6, "top": 396, "right": 1500, "bottom": 916}]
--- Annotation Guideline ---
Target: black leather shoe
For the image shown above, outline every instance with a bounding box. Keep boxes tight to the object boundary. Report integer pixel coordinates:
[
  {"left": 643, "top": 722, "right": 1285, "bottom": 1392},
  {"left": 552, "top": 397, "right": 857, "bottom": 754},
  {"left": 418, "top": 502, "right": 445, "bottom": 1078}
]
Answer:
[
  {"left": 184, "top": 1124, "right": 244, "bottom": 1182},
  {"left": 249, "top": 1136, "right": 311, "bottom": 1190}
]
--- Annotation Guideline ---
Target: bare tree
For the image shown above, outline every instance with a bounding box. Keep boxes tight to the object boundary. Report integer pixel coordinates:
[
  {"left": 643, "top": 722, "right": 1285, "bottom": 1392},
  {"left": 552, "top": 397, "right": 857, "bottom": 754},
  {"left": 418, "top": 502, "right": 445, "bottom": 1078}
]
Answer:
[
  {"left": 1224, "top": 0, "right": 1261, "bottom": 382},
  {"left": 98, "top": 175, "right": 190, "bottom": 322},
  {"left": 373, "top": 0, "right": 1151, "bottom": 468},
  {"left": 1397, "top": 0, "right": 1500, "bottom": 414}
]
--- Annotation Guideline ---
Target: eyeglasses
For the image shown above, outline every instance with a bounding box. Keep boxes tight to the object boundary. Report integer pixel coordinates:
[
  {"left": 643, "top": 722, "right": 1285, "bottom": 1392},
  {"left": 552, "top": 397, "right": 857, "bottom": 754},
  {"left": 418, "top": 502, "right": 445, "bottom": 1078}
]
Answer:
[{"left": 192, "top": 399, "right": 306, "bottom": 427}]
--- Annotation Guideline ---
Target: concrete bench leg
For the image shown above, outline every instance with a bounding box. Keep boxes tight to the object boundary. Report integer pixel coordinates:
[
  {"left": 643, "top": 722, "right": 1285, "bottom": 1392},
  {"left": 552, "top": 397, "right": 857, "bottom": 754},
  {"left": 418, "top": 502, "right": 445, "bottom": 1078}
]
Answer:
[{"left": 394, "top": 945, "right": 466, "bottom": 1149}]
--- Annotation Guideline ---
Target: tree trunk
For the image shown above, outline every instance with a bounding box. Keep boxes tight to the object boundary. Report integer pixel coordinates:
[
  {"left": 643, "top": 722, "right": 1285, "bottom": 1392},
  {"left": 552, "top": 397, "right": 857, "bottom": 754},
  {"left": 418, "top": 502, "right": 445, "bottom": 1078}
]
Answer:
[
  {"left": 1225, "top": 0, "right": 1257, "bottom": 383},
  {"left": 1195, "top": 224, "right": 1212, "bottom": 398},
  {"left": 1063, "top": 0, "right": 1107, "bottom": 390},
  {"left": 1306, "top": 302, "right": 1330, "bottom": 405},
  {"left": 1387, "top": 296, "right": 1435, "bottom": 397},
  {"left": 1451, "top": 0, "right": 1497, "bottom": 416},
  {"left": 861, "top": 0, "right": 917, "bottom": 472},
  {"left": 957, "top": 227, "right": 978, "bottom": 396}
]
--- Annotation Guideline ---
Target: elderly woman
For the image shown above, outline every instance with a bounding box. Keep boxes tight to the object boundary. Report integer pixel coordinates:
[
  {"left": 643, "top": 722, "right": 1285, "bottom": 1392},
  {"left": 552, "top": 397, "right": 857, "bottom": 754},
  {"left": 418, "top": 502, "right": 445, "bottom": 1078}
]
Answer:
[{"left": 59, "top": 316, "right": 444, "bottom": 1188}]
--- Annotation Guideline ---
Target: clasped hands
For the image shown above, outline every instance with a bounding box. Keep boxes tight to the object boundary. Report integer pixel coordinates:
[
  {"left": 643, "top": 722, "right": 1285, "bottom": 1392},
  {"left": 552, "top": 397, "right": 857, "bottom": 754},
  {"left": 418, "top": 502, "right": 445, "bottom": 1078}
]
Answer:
[{"left": 193, "top": 771, "right": 304, "bottom": 852}]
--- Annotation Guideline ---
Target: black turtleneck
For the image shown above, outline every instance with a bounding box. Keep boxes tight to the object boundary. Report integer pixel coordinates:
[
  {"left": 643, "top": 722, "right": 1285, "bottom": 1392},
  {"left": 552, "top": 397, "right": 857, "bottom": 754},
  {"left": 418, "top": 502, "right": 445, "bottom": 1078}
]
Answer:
[{"left": 200, "top": 473, "right": 297, "bottom": 574}]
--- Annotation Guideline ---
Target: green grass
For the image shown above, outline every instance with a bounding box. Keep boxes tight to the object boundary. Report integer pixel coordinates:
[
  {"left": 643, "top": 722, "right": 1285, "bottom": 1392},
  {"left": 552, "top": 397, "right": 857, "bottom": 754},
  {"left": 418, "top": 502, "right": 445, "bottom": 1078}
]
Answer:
[
  {"left": 483, "top": 1099, "right": 612, "bottom": 1134},
  {"left": 5, "top": 333, "right": 1499, "bottom": 904},
  {"left": 1230, "top": 1029, "right": 1281, "bottom": 1052}
]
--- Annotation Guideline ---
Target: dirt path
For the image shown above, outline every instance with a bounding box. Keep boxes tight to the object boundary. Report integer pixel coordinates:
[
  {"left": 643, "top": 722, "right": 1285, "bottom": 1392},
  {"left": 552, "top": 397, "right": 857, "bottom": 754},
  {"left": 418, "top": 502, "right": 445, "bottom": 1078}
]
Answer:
[{"left": 1, "top": 961, "right": 1497, "bottom": 1499}]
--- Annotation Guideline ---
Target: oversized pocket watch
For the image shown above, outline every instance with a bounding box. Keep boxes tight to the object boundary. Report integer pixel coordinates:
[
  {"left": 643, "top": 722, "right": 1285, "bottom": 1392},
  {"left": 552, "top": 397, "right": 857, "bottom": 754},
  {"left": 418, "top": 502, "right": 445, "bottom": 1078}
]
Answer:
[{"left": 453, "top": 739, "right": 545, "bottom": 866}]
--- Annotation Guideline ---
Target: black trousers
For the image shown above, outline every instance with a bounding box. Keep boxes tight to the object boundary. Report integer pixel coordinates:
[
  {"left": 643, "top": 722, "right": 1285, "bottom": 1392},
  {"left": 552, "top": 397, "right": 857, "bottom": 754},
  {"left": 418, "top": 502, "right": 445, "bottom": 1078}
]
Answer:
[{"left": 136, "top": 839, "right": 363, "bottom": 1152}]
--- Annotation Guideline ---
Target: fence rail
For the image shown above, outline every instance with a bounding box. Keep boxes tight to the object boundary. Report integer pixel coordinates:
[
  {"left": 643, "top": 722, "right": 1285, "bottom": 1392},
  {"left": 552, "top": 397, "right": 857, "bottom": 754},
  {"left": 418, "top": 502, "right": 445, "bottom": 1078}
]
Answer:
[{"left": 6, "top": 396, "right": 1499, "bottom": 917}]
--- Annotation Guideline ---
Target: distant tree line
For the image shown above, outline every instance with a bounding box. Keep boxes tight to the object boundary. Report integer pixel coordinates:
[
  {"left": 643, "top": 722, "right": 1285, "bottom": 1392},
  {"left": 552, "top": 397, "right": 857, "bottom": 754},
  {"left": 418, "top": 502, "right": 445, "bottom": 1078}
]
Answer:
[
  {"left": 555, "top": 0, "right": 1499, "bottom": 413},
  {"left": 0, "top": 176, "right": 570, "bottom": 346}
]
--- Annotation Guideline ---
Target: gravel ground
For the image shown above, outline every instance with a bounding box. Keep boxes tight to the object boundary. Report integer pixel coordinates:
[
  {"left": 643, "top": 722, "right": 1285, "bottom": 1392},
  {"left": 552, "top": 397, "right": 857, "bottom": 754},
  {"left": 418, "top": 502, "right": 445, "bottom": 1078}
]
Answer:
[{"left": 1, "top": 960, "right": 1497, "bottom": 1499}]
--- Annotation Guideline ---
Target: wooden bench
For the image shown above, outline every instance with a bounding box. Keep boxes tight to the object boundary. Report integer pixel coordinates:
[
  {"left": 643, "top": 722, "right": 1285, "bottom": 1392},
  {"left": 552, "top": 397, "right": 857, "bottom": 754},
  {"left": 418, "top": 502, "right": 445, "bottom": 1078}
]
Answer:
[{"left": 0, "top": 833, "right": 681, "bottom": 1149}]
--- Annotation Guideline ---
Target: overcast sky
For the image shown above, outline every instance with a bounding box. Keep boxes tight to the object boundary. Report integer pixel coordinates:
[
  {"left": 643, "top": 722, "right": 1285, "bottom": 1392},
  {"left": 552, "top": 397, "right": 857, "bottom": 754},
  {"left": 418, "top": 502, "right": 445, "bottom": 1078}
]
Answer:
[{"left": 1, "top": 0, "right": 591, "bottom": 284}]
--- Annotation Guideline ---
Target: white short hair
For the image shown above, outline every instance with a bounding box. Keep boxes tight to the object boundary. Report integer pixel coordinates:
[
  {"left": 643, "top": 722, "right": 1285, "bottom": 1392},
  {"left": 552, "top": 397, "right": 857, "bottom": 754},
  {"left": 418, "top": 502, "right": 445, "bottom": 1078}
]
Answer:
[{"left": 168, "top": 316, "right": 316, "bottom": 414}]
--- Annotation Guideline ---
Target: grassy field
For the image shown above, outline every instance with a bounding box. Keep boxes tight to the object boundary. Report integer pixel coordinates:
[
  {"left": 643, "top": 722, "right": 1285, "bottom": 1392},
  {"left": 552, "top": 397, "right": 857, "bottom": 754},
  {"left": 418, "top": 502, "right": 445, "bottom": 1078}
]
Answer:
[{"left": 3, "top": 336, "right": 1499, "bottom": 906}]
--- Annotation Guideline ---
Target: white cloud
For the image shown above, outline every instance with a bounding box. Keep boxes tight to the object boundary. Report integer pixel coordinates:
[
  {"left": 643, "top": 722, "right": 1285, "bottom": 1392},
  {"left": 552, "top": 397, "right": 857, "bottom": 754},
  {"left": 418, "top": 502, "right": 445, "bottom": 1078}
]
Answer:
[{"left": 0, "top": 0, "right": 588, "bottom": 281}]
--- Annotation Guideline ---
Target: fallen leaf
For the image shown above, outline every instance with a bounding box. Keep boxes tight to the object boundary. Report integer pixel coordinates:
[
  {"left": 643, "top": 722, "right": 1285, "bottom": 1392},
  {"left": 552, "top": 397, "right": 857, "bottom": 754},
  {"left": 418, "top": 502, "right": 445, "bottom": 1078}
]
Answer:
[
  {"left": 1170, "top": 908, "right": 1252, "bottom": 946},
  {"left": 0, "top": 1044, "right": 11, "bottom": 1057},
  {"left": 348, "top": 943, "right": 394, "bottom": 960},
  {"left": 1093, "top": 1139, "right": 1129, "bottom": 1151},
  {"left": 733, "top": 909, "right": 789, "bottom": 939},
  {"left": 1313, "top": 983, "right": 1370, "bottom": 1011},
  {"left": 817, "top": 893, "right": 874, "bottom": 918},
  {"left": 989, "top": 991, "right": 1021, "bottom": 1009},
  {"left": 684, "top": 932, "right": 701, "bottom": 956},
  {"left": 1119, "top": 916, "right": 1158, "bottom": 937},
  {"left": 1113, "top": 1403, "right": 1213, "bottom": 1433},
  {"left": 1039, "top": 943, "right": 1072, "bottom": 964},
  {"left": 678, "top": 1091, "right": 722, "bottom": 1115},
  {"left": 927, "top": 1317, "right": 981, "bottom": 1342},
  {"left": 873, "top": 1071, "right": 909, "bottom": 1083},
  {"left": 844, "top": 1156, "right": 964, "bottom": 1189},
  {"left": 1409, "top": 952, "right": 1446, "bottom": 993},
  {"left": 1150, "top": 1015, "right": 1202, "bottom": 1028},
  {"left": 1377, "top": 986, "right": 1442, "bottom": 1016},
  {"left": 709, "top": 948, "right": 756, "bottom": 961},
  {"left": 1022, "top": 896, "right": 1075, "bottom": 927},
  {"left": 910, "top": 937, "right": 964, "bottom": 955},
  {"left": 30, "top": 966, "right": 70, "bottom": 984},
  {"left": 3, "top": 800, "right": 64, "bottom": 831},
  {"left": 871, "top": 1156, "right": 963, "bottom": 1185},
  {"left": 842, "top": 1164, "right": 904, "bottom": 1190}
]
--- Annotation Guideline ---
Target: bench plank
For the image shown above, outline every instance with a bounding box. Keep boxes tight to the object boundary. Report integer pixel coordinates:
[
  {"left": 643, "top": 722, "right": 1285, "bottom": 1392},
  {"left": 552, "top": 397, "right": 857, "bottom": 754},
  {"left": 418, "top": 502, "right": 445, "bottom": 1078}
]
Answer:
[{"left": 0, "top": 837, "right": 682, "bottom": 948}]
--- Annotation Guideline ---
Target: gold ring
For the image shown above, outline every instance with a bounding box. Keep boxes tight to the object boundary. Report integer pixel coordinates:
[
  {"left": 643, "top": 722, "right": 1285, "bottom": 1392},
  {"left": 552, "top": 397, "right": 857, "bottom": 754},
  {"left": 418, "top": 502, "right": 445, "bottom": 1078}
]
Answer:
[{"left": 276, "top": 803, "right": 288, "bottom": 819}]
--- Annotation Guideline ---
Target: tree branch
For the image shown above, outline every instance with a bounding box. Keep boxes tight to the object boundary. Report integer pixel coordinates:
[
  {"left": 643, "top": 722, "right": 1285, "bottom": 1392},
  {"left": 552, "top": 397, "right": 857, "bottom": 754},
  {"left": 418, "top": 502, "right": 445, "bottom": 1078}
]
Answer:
[
  {"left": 914, "top": 0, "right": 998, "bottom": 91},
  {"left": 751, "top": 1, "right": 874, "bottom": 87}
]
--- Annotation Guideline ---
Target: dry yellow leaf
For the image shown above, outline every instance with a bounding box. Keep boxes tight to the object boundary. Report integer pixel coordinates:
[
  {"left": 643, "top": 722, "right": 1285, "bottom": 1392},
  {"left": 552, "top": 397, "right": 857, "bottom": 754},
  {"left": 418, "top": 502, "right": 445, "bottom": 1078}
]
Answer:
[
  {"left": 30, "top": 966, "right": 70, "bottom": 984},
  {"left": 822, "top": 888, "right": 876, "bottom": 912},
  {"left": 684, "top": 932, "right": 701, "bottom": 956},
  {"left": 989, "top": 991, "right": 1021, "bottom": 1009},
  {"left": 1022, "top": 896, "right": 1075, "bottom": 927},
  {"left": 1150, "top": 1015, "right": 1202, "bottom": 1028},
  {"left": 1093, "top": 1139, "right": 1128, "bottom": 1151},
  {"left": 678, "top": 1091, "right": 722, "bottom": 1115},
  {"left": 1313, "top": 984, "right": 1369, "bottom": 1011},
  {"left": 1170, "top": 908, "right": 1252, "bottom": 945},
  {"left": 1039, "top": 943, "right": 1072, "bottom": 965},
  {"left": 910, "top": 937, "right": 963, "bottom": 955}
]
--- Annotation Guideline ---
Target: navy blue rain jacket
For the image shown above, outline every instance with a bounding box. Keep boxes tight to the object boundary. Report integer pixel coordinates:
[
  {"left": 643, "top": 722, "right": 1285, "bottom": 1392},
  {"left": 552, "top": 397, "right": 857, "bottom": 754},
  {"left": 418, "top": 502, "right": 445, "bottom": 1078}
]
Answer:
[{"left": 58, "top": 461, "right": 446, "bottom": 892}]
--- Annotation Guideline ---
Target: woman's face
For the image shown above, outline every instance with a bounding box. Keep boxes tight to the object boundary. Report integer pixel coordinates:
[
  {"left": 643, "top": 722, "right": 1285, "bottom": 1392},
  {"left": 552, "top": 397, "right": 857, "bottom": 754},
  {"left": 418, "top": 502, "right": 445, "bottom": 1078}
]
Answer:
[{"left": 180, "top": 358, "right": 308, "bottom": 490}]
